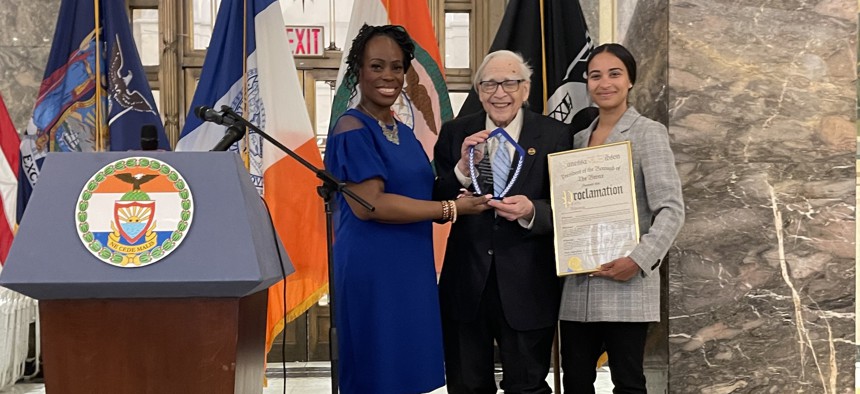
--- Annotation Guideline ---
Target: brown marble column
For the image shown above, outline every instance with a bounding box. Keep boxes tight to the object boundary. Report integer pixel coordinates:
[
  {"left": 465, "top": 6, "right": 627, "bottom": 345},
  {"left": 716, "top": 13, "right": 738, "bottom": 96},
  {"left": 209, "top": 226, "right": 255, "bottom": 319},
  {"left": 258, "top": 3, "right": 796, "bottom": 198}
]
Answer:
[
  {"left": 624, "top": 1, "right": 671, "bottom": 392},
  {"left": 668, "top": 1, "right": 856, "bottom": 392}
]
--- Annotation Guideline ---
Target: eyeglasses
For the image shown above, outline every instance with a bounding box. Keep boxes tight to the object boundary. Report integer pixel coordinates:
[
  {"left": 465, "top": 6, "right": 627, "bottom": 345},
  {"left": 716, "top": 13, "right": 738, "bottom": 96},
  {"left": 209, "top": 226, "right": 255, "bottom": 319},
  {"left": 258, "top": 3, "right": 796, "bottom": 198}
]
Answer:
[{"left": 478, "top": 79, "right": 525, "bottom": 93}]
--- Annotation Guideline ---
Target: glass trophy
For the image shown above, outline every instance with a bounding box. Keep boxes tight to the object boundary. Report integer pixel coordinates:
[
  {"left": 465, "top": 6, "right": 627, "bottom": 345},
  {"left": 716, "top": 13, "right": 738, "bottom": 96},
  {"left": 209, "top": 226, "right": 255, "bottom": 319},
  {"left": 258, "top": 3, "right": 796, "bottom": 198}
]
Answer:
[{"left": 468, "top": 127, "right": 525, "bottom": 199}]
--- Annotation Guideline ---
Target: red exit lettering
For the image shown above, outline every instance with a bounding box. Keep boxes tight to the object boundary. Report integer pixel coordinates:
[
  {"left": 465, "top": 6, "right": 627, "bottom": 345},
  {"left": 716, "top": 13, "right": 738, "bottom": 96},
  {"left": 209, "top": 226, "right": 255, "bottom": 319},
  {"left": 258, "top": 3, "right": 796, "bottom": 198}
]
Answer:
[{"left": 285, "top": 26, "right": 324, "bottom": 57}]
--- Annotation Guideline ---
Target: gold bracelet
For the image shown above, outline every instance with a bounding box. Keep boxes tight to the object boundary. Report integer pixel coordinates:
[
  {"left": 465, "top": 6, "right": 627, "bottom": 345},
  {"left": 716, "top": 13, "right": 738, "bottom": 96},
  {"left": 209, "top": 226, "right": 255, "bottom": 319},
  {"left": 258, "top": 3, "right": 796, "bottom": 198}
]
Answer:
[
  {"left": 446, "top": 201, "right": 453, "bottom": 222},
  {"left": 449, "top": 200, "right": 458, "bottom": 223},
  {"left": 441, "top": 200, "right": 450, "bottom": 222}
]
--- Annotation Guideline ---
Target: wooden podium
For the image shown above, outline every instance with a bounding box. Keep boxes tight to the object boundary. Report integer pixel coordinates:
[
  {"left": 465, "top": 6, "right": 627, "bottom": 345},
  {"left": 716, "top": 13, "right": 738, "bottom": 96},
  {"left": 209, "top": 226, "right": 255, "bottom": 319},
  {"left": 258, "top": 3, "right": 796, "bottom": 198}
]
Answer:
[{"left": 0, "top": 152, "right": 294, "bottom": 394}]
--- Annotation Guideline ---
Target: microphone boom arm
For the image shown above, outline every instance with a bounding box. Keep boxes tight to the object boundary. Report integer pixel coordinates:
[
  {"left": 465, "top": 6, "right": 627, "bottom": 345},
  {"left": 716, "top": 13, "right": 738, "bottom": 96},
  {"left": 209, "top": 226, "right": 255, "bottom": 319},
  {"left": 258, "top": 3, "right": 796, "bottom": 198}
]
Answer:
[{"left": 217, "top": 106, "right": 374, "bottom": 212}]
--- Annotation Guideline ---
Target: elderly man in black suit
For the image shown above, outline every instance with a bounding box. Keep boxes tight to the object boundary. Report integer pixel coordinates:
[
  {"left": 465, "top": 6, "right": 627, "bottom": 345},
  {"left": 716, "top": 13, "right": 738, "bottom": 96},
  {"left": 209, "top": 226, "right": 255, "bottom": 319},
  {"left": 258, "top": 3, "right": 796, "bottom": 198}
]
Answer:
[{"left": 433, "top": 50, "right": 572, "bottom": 394}]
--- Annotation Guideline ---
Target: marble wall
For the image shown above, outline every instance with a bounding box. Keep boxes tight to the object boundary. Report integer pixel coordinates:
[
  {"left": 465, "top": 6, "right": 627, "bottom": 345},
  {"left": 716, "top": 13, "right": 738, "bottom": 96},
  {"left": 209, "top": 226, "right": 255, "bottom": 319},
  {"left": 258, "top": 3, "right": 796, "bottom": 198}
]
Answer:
[
  {"left": 668, "top": 1, "right": 856, "bottom": 393},
  {"left": 580, "top": 1, "right": 600, "bottom": 43},
  {"left": 0, "top": 0, "right": 59, "bottom": 133}
]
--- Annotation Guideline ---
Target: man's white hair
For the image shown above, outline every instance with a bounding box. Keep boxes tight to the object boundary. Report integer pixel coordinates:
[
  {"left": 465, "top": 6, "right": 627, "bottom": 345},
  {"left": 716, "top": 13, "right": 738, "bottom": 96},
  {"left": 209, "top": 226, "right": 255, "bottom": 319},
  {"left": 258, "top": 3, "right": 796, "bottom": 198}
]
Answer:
[{"left": 473, "top": 50, "right": 533, "bottom": 91}]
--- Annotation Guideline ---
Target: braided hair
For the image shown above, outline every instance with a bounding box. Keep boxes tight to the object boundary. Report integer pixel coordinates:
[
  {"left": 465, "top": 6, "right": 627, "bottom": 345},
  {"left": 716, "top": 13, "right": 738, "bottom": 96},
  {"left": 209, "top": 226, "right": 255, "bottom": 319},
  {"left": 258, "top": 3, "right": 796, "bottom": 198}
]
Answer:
[{"left": 343, "top": 24, "right": 415, "bottom": 101}]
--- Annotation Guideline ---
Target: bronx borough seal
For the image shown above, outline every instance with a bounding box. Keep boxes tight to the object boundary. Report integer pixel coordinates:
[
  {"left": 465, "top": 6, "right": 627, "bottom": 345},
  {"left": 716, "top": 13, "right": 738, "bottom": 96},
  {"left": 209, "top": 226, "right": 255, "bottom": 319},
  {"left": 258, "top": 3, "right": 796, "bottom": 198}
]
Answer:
[{"left": 75, "top": 157, "right": 194, "bottom": 267}]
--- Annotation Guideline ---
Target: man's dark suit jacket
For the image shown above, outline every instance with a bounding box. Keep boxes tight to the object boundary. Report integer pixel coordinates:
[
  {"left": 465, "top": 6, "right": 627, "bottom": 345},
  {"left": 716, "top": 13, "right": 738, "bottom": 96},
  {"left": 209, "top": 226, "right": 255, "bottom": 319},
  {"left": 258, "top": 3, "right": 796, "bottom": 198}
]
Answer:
[{"left": 433, "top": 109, "right": 572, "bottom": 331}]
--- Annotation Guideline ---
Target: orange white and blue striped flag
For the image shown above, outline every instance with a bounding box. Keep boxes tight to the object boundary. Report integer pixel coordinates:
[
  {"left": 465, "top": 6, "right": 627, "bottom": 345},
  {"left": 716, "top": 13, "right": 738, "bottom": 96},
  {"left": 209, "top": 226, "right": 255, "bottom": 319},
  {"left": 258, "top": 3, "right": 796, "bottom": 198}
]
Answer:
[
  {"left": 332, "top": 0, "right": 453, "bottom": 271},
  {"left": 177, "top": 0, "right": 327, "bottom": 353}
]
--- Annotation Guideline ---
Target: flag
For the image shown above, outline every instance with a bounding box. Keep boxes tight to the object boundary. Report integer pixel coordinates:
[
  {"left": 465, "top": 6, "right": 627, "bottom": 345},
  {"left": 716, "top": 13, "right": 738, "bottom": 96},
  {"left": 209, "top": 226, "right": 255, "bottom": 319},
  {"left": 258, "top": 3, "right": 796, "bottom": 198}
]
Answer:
[
  {"left": 331, "top": 0, "right": 452, "bottom": 155},
  {"left": 331, "top": 0, "right": 453, "bottom": 270},
  {"left": 177, "top": 0, "right": 327, "bottom": 353},
  {"left": 458, "top": 0, "right": 593, "bottom": 122},
  {"left": 0, "top": 94, "right": 19, "bottom": 267},
  {"left": 16, "top": 135, "right": 43, "bottom": 227},
  {"left": 17, "top": 0, "right": 168, "bottom": 222}
]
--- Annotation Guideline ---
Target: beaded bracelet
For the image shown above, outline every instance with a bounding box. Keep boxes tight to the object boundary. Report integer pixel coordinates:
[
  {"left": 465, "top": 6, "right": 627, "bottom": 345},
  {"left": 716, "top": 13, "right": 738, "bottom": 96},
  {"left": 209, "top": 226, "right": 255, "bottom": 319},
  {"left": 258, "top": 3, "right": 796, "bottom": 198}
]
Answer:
[{"left": 448, "top": 200, "right": 458, "bottom": 223}]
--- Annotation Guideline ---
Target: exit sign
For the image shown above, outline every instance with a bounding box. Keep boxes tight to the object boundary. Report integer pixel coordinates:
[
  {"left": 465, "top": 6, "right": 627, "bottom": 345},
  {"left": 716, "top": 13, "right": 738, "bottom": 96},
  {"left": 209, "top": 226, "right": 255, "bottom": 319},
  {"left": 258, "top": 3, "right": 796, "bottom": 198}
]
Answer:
[{"left": 286, "top": 25, "right": 325, "bottom": 57}]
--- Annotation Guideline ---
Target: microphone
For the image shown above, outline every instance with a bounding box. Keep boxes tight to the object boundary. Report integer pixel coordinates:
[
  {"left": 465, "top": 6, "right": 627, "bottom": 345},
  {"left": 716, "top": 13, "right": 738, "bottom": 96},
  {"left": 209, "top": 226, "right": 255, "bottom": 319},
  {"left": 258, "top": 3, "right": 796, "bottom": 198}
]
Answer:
[
  {"left": 140, "top": 124, "right": 158, "bottom": 151},
  {"left": 210, "top": 125, "right": 246, "bottom": 151},
  {"left": 194, "top": 105, "right": 240, "bottom": 127}
]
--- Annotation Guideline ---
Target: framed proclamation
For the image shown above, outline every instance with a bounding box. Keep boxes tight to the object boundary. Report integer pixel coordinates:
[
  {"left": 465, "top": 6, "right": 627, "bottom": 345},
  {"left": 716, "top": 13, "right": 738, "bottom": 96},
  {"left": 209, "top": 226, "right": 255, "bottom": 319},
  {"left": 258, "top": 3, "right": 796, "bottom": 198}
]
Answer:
[{"left": 548, "top": 141, "right": 640, "bottom": 276}]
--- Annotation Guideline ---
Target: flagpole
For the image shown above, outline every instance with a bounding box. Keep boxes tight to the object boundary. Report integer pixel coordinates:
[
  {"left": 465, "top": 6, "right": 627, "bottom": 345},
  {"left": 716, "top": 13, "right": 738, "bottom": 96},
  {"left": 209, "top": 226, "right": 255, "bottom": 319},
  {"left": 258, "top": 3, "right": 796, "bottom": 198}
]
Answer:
[
  {"left": 539, "top": 0, "right": 548, "bottom": 114},
  {"left": 326, "top": 0, "right": 338, "bottom": 50},
  {"left": 241, "top": 0, "right": 250, "bottom": 169},
  {"left": 94, "top": 0, "right": 104, "bottom": 152},
  {"left": 538, "top": 2, "right": 562, "bottom": 392}
]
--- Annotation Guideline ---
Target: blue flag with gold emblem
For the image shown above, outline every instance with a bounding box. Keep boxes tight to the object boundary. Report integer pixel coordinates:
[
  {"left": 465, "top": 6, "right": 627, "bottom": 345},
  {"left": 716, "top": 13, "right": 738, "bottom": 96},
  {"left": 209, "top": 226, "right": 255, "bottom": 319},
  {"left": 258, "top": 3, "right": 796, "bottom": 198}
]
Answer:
[{"left": 17, "top": 0, "right": 168, "bottom": 223}]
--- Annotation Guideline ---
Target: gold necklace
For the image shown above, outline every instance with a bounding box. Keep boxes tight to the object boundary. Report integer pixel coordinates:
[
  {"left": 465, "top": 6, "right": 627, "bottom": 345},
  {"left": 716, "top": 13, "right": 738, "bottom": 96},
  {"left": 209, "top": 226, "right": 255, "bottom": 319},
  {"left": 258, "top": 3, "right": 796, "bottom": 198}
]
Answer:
[{"left": 358, "top": 103, "right": 399, "bottom": 145}]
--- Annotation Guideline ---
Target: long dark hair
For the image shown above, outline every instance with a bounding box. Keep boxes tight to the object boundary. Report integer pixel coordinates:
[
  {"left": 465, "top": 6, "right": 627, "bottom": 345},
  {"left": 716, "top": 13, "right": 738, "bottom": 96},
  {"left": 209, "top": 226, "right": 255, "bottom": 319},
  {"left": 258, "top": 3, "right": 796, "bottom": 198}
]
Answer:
[
  {"left": 587, "top": 43, "right": 637, "bottom": 87},
  {"left": 343, "top": 24, "right": 415, "bottom": 100}
]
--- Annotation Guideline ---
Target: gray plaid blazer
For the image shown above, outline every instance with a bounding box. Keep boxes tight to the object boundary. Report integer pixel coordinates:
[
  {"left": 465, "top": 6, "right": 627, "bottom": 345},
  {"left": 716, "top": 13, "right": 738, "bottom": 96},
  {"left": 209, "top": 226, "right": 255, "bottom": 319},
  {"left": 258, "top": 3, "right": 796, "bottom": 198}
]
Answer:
[{"left": 559, "top": 107, "right": 685, "bottom": 322}]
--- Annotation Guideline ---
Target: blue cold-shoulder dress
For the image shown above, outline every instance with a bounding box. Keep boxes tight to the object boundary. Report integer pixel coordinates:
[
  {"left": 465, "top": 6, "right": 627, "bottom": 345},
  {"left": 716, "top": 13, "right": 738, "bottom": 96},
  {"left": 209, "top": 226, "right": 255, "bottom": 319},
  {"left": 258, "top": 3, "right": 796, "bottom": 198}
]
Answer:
[{"left": 323, "top": 108, "right": 445, "bottom": 393}]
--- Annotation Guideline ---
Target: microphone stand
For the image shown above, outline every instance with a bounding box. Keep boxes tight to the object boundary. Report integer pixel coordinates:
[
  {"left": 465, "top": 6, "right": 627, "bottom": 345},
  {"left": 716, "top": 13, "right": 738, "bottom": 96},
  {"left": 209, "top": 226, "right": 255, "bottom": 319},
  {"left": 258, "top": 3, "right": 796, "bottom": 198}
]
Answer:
[{"left": 218, "top": 106, "right": 372, "bottom": 394}]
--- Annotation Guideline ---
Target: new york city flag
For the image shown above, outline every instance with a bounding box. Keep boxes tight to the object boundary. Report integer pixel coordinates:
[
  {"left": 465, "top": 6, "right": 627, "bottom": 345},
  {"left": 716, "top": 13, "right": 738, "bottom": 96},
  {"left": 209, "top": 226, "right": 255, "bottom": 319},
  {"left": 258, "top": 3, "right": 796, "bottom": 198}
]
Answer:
[{"left": 177, "top": 0, "right": 326, "bottom": 354}]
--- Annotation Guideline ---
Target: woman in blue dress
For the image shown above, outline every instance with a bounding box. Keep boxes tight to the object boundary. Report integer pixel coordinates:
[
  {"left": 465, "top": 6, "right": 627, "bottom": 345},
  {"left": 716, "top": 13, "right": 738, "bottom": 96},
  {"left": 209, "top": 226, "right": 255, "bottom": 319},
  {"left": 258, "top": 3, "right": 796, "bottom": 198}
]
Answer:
[{"left": 324, "top": 24, "right": 491, "bottom": 393}]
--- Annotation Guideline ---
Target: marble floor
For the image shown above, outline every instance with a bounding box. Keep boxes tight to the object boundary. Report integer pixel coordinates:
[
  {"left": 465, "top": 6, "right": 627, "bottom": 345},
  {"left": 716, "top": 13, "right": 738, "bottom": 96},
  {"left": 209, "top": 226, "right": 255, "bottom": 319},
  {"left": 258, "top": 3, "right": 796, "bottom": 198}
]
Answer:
[{"left": 0, "top": 362, "right": 615, "bottom": 394}]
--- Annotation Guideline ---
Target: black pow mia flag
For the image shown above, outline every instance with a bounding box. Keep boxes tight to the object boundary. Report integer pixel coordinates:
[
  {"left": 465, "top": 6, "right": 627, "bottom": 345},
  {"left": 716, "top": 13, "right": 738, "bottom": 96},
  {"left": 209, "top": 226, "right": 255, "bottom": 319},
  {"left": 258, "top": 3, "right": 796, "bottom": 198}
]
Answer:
[{"left": 458, "top": 0, "right": 593, "bottom": 124}]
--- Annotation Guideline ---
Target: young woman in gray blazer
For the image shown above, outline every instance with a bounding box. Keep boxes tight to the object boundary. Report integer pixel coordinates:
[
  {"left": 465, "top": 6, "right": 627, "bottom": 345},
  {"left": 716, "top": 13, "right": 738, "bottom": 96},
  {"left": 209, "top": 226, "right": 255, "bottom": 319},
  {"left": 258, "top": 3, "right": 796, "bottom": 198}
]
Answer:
[{"left": 558, "top": 43, "right": 685, "bottom": 393}]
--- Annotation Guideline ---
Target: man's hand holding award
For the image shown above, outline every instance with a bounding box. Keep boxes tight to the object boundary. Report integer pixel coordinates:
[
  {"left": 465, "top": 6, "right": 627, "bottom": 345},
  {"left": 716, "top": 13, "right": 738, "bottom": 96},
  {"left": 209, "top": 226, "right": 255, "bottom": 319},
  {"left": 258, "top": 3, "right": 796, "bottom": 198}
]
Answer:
[
  {"left": 462, "top": 128, "right": 531, "bottom": 222},
  {"left": 467, "top": 128, "right": 525, "bottom": 200}
]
